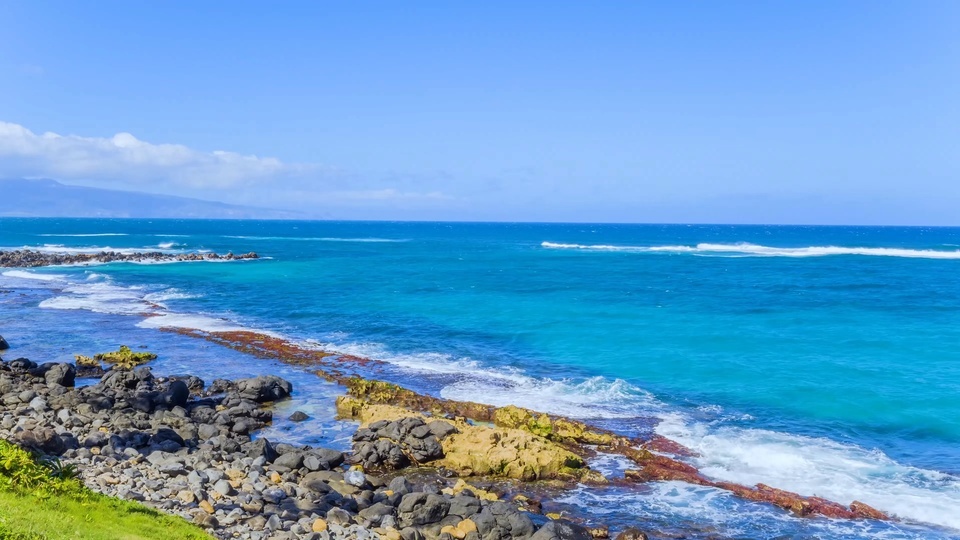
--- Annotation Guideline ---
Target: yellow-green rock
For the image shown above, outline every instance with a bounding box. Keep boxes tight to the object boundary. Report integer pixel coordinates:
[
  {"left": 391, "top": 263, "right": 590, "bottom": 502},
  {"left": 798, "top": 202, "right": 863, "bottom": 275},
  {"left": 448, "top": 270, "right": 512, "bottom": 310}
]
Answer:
[{"left": 94, "top": 345, "right": 157, "bottom": 370}]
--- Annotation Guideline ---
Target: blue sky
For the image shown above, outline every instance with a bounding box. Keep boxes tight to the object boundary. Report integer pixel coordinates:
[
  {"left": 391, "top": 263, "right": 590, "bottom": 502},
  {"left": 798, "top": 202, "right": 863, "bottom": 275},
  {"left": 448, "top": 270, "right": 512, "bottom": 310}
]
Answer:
[{"left": 1, "top": 1, "right": 958, "bottom": 223}]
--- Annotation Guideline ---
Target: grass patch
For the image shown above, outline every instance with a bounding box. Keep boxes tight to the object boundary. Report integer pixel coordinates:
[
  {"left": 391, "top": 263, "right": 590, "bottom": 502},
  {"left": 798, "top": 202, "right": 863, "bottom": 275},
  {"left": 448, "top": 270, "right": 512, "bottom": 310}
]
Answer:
[{"left": 0, "top": 440, "right": 211, "bottom": 540}]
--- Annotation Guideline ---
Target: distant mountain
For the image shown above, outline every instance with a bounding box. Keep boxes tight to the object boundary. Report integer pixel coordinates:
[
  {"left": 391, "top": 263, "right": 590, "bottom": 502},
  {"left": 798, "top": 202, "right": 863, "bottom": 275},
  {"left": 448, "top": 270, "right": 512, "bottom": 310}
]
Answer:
[{"left": 1, "top": 178, "right": 302, "bottom": 219}]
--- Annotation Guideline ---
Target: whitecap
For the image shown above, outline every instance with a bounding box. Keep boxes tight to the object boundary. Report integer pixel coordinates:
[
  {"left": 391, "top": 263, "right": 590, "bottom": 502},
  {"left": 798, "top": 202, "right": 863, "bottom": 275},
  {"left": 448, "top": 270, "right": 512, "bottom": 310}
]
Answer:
[
  {"left": 654, "top": 413, "right": 960, "bottom": 530},
  {"left": 223, "top": 236, "right": 407, "bottom": 243},
  {"left": 541, "top": 241, "right": 960, "bottom": 259},
  {"left": 1, "top": 270, "right": 66, "bottom": 282},
  {"left": 37, "top": 233, "right": 129, "bottom": 237}
]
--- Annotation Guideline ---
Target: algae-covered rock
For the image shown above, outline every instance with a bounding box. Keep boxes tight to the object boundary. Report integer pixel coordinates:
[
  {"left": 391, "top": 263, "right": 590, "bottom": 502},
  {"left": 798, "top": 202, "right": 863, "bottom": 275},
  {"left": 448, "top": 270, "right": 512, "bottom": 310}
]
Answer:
[
  {"left": 94, "top": 345, "right": 157, "bottom": 370},
  {"left": 345, "top": 377, "right": 496, "bottom": 422},
  {"left": 337, "top": 396, "right": 597, "bottom": 482},
  {"left": 493, "top": 405, "right": 617, "bottom": 446},
  {"left": 74, "top": 354, "right": 99, "bottom": 367},
  {"left": 439, "top": 424, "right": 586, "bottom": 481}
]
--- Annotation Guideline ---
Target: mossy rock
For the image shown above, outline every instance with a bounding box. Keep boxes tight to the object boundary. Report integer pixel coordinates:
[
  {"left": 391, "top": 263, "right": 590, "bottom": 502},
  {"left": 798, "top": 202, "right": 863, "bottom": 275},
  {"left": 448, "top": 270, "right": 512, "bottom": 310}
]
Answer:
[
  {"left": 74, "top": 354, "right": 99, "bottom": 367},
  {"left": 94, "top": 345, "right": 157, "bottom": 370},
  {"left": 493, "top": 405, "right": 616, "bottom": 446},
  {"left": 337, "top": 396, "right": 602, "bottom": 483}
]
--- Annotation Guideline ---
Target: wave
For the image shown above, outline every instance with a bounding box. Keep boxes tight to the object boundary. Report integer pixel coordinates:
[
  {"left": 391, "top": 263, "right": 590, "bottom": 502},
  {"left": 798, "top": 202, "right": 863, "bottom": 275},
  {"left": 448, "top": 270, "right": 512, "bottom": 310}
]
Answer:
[
  {"left": 37, "top": 233, "right": 128, "bottom": 237},
  {"left": 6, "top": 244, "right": 182, "bottom": 255},
  {"left": 541, "top": 242, "right": 960, "bottom": 259},
  {"left": 223, "top": 236, "right": 407, "bottom": 243},
  {"left": 556, "top": 482, "right": 946, "bottom": 539},
  {"left": 1, "top": 270, "right": 66, "bottom": 282},
  {"left": 39, "top": 280, "right": 152, "bottom": 315},
  {"left": 136, "top": 313, "right": 264, "bottom": 334},
  {"left": 301, "top": 339, "right": 660, "bottom": 420},
  {"left": 655, "top": 413, "right": 960, "bottom": 530}
]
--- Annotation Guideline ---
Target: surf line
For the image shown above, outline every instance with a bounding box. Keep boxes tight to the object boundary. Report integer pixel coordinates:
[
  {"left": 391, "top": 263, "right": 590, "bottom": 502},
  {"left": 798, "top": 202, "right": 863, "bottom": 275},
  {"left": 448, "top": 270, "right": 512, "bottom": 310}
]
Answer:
[{"left": 160, "top": 326, "right": 890, "bottom": 523}]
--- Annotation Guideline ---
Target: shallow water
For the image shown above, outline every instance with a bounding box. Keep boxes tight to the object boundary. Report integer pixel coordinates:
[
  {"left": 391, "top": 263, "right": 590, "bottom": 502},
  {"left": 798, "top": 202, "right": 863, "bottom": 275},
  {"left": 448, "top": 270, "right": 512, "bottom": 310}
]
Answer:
[{"left": 1, "top": 218, "right": 959, "bottom": 538}]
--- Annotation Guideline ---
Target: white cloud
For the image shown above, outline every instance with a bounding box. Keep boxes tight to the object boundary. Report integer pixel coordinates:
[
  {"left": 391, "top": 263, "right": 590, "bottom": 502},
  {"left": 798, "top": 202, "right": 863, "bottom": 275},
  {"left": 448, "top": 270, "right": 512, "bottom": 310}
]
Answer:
[{"left": 0, "top": 121, "right": 313, "bottom": 189}]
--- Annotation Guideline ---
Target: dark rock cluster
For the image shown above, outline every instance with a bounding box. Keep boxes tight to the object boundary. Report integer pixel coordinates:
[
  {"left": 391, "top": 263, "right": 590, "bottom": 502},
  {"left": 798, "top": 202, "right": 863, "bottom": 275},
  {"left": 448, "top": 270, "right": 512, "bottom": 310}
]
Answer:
[
  {"left": 352, "top": 417, "right": 454, "bottom": 471},
  {"left": 0, "top": 249, "right": 260, "bottom": 268},
  {"left": 0, "top": 355, "right": 603, "bottom": 540}
]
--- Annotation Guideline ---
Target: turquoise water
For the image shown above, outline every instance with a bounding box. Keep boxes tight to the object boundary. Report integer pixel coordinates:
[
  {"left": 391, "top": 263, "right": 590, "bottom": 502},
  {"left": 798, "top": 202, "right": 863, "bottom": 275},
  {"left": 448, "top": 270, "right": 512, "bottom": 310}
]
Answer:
[{"left": 1, "top": 218, "right": 959, "bottom": 539}]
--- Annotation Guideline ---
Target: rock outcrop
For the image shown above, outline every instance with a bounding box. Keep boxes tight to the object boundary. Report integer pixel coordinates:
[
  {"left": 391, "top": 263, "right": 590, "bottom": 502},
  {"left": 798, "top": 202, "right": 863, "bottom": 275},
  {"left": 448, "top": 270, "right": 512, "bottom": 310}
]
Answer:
[
  {"left": 338, "top": 397, "right": 601, "bottom": 483},
  {"left": 0, "top": 249, "right": 259, "bottom": 268}
]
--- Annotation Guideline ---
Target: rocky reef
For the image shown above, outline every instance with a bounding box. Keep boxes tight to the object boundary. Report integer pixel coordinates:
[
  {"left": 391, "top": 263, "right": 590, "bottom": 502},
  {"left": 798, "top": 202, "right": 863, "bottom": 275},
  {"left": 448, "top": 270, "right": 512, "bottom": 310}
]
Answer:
[
  {"left": 0, "top": 249, "right": 260, "bottom": 267},
  {"left": 169, "top": 328, "right": 892, "bottom": 525}
]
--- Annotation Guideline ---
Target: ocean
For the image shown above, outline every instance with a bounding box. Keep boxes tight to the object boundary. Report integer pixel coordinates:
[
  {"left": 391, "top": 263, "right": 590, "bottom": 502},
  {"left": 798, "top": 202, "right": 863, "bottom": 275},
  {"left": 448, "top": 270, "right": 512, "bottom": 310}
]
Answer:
[{"left": 1, "top": 218, "right": 958, "bottom": 539}]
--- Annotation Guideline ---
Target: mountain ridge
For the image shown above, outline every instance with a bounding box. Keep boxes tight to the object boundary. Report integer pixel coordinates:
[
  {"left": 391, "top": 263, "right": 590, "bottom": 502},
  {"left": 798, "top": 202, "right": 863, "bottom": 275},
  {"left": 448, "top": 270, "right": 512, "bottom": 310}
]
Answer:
[{"left": 1, "top": 178, "right": 302, "bottom": 219}]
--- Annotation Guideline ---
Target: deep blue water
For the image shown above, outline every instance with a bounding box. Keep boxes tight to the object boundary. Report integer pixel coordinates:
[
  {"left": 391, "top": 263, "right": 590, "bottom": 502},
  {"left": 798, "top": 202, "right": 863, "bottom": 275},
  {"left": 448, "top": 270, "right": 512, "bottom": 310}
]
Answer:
[{"left": 1, "top": 218, "right": 959, "bottom": 539}]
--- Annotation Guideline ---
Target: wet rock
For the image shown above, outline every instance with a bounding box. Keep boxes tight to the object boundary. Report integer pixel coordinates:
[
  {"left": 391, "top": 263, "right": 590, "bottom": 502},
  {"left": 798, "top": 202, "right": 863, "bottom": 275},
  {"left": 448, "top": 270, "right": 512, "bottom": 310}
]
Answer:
[
  {"left": 289, "top": 410, "right": 309, "bottom": 422},
  {"left": 530, "top": 520, "right": 594, "bottom": 540},
  {"left": 398, "top": 492, "right": 450, "bottom": 527},
  {"left": 613, "top": 529, "right": 648, "bottom": 540},
  {"left": 0, "top": 249, "right": 259, "bottom": 268},
  {"left": 0, "top": 335, "right": 8, "bottom": 350},
  {"left": 235, "top": 375, "right": 293, "bottom": 403}
]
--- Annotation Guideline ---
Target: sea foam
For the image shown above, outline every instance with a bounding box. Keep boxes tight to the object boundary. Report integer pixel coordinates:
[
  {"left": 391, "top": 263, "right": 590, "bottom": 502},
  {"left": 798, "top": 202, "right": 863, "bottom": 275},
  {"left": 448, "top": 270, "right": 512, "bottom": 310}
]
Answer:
[
  {"left": 655, "top": 413, "right": 960, "bottom": 530},
  {"left": 541, "top": 241, "right": 960, "bottom": 259}
]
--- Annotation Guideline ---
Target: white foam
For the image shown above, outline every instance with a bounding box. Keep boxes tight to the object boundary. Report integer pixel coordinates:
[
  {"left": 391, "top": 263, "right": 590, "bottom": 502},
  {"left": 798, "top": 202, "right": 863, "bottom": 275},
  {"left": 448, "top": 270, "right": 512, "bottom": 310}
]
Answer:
[
  {"left": 224, "top": 236, "right": 407, "bottom": 243},
  {"left": 39, "top": 280, "right": 152, "bottom": 315},
  {"left": 556, "top": 482, "right": 929, "bottom": 539},
  {"left": 9, "top": 245, "right": 165, "bottom": 255},
  {"left": 143, "top": 289, "right": 200, "bottom": 304},
  {"left": 1, "top": 270, "right": 66, "bottom": 282},
  {"left": 655, "top": 413, "right": 960, "bottom": 530},
  {"left": 309, "top": 339, "right": 660, "bottom": 420},
  {"left": 136, "top": 313, "right": 282, "bottom": 337},
  {"left": 37, "top": 233, "right": 128, "bottom": 237},
  {"left": 541, "top": 241, "right": 960, "bottom": 259}
]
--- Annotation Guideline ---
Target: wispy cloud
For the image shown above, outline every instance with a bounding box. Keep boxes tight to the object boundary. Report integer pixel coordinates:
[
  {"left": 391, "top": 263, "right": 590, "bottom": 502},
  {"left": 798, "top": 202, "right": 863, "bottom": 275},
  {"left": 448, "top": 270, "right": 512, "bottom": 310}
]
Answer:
[{"left": 0, "top": 121, "right": 315, "bottom": 189}]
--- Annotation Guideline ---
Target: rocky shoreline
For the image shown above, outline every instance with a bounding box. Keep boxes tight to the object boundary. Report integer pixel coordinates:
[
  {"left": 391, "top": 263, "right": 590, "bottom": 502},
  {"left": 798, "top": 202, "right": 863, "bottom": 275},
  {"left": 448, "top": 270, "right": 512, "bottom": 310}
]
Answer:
[
  {"left": 0, "top": 349, "right": 627, "bottom": 540},
  {"left": 0, "top": 249, "right": 260, "bottom": 267}
]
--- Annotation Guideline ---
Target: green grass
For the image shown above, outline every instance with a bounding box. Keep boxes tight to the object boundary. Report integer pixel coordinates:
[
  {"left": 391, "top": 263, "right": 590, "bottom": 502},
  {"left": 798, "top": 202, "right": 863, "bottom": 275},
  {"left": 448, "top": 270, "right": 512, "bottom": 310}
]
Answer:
[{"left": 0, "top": 440, "right": 211, "bottom": 540}]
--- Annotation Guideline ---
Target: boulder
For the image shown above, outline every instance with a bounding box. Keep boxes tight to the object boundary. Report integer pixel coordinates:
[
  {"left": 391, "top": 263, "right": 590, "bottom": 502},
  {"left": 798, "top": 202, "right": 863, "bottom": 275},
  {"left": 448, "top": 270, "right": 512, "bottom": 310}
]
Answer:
[
  {"left": 235, "top": 375, "right": 293, "bottom": 403},
  {"left": 0, "top": 335, "right": 8, "bottom": 350},
  {"left": 45, "top": 363, "right": 76, "bottom": 387},
  {"left": 530, "top": 520, "right": 594, "bottom": 540},
  {"left": 155, "top": 380, "right": 189, "bottom": 409},
  {"left": 398, "top": 492, "right": 450, "bottom": 527},
  {"left": 288, "top": 410, "right": 309, "bottom": 422},
  {"left": 246, "top": 437, "right": 279, "bottom": 462},
  {"left": 614, "top": 529, "right": 648, "bottom": 540},
  {"left": 14, "top": 427, "right": 66, "bottom": 455}
]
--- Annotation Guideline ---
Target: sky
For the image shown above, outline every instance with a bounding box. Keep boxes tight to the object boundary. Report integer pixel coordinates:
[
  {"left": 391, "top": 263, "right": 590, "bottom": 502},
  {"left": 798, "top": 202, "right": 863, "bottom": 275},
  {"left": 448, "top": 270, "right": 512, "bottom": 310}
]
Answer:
[{"left": 1, "top": 1, "right": 959, "bottom": 224}]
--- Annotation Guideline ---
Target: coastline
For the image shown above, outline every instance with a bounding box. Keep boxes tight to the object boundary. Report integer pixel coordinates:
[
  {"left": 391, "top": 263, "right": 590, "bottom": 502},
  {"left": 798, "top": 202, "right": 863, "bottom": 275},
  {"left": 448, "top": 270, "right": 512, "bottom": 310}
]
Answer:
[
  {"left": 1, "top": 247, "right": 955, "bottom": 539},
  {"left": 5, "top": 318, "right": 888, "bottom": 538}
]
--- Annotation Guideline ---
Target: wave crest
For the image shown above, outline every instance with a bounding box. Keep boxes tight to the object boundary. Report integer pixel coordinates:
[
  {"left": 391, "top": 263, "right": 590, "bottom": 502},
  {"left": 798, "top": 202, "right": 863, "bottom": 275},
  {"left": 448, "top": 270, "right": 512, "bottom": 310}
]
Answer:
[{"left": 541, "top": 242, "right": 960, "bottom": 259}]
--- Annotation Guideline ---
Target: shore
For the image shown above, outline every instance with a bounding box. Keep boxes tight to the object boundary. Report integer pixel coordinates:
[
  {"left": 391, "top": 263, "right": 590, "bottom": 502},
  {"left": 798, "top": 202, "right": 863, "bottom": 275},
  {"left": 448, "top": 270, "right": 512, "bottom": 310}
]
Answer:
[
  {"left": 0, "top": 329, "right": 890, "bottom": 540},
  {"left": 1, "top": 348, "right": 614, "bottom": 540}
]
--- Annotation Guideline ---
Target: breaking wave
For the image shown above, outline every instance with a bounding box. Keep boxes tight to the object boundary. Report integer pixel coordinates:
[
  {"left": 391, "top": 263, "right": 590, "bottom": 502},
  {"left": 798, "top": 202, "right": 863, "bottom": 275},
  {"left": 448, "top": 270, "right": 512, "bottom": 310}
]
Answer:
[{"left": 541, "top": 242, "right": 960, "bottom": 259}]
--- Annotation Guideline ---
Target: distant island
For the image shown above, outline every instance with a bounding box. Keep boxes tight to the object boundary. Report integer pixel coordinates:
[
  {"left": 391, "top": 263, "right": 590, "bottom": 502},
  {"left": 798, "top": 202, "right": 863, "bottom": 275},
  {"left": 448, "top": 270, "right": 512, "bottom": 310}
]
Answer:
[{"left": 1, "top": 178, "right": 302, "bottom": 219}]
